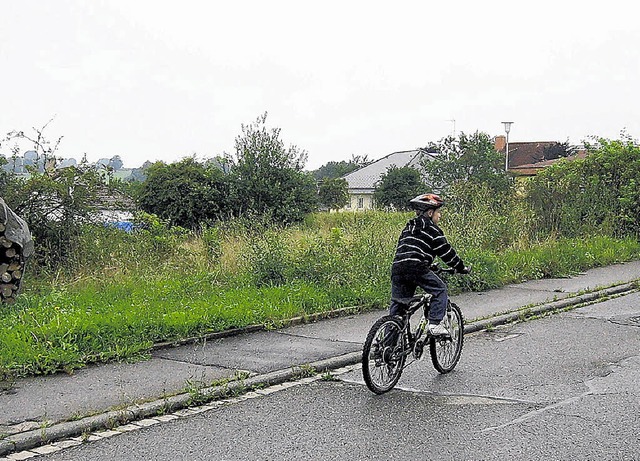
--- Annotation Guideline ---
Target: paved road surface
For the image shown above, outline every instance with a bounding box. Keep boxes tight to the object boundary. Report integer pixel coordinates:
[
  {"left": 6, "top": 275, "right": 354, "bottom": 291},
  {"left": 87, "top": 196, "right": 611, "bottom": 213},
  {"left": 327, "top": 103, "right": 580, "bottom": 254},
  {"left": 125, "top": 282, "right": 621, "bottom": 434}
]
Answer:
[{"left": 33, "top": 292, "right": 640, "bottom": 461}]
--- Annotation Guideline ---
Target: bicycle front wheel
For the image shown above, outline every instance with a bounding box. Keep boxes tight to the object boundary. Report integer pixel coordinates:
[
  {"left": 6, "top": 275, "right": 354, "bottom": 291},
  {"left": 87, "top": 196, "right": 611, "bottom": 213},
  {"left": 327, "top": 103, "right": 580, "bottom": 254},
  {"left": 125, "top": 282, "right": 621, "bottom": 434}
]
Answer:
[
  {"left": 362, "top": 315, "right": 406, "bottom": 394},
  {"left": 430, "top": 302, "right": 464, "bottom": 373}
]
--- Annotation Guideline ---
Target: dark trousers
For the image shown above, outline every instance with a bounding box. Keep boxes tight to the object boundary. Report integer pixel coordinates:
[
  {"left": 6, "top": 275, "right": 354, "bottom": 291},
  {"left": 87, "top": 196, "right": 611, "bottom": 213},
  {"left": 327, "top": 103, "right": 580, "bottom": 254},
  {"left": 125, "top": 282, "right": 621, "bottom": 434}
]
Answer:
[{"left": 390, "top": 271, "right": 448, "bottom": 323}]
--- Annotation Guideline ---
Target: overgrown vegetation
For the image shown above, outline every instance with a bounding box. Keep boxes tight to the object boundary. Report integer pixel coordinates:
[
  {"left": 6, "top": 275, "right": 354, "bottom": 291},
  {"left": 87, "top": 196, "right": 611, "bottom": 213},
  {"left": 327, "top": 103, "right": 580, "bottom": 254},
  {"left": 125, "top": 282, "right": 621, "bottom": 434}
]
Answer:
[
  {"left": 526, "top": 134, "right": 640, "bottom": 238},
  {"left": 0, "top": 124, "right": 639, "bottom": 379},
  {"left": 373, "top": 166, "right": 426, "bottom": 210}
]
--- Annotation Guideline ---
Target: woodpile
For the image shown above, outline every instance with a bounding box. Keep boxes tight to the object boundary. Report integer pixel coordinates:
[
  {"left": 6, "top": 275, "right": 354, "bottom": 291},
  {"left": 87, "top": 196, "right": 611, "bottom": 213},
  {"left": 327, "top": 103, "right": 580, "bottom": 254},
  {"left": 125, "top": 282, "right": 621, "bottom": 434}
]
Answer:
[{"left": 0, "top": 198, "right": 33, "bottom": 304}]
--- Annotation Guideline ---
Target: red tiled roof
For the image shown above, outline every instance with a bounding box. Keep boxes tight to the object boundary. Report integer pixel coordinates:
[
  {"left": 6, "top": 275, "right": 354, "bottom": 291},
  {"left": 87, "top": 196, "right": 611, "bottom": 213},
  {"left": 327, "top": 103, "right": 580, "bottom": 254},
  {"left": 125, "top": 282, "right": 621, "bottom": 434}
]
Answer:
[
  {"left": 500, "top": 142, "right": 558, "bottom": 168},
  {"left": 509, "top": 151, "right": 588, "bottom": 176}
]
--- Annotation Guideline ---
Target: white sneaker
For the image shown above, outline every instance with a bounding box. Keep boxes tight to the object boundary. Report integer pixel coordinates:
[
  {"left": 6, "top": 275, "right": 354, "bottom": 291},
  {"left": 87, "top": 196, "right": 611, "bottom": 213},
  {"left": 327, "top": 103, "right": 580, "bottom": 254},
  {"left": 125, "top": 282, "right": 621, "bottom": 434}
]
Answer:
[{"left": 428, "top": 322, "right": 450, "bottom": 337}]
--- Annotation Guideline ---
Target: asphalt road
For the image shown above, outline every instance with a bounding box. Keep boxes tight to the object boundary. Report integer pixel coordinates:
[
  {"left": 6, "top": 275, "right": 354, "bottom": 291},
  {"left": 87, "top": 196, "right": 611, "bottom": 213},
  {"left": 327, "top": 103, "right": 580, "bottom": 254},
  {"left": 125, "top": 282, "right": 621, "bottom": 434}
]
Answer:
[{"left": 36, "top": 292, "right": 640, "bottom": 461}]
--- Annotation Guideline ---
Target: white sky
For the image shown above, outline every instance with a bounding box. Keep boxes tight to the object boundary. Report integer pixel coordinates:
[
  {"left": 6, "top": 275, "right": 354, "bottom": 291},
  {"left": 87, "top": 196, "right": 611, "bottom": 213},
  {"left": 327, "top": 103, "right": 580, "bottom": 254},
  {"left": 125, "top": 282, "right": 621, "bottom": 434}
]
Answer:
[{"left": 1, "top": 0, "right": 638, "bottom": 170}]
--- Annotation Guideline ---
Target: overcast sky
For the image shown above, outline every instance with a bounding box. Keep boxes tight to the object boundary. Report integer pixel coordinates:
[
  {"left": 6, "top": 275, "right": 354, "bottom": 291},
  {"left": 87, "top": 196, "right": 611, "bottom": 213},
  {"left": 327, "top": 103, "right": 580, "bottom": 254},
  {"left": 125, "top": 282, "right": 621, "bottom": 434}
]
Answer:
[{"left": 1, "top": 0, "right": 638, "bottom": 170}]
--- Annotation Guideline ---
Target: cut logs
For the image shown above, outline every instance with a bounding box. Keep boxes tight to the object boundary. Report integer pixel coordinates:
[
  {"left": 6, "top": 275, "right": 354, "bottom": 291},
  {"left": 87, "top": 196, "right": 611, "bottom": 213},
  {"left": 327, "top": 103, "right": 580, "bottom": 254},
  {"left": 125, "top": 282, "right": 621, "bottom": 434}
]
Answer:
[
  {"left": 0, "top": 240, "right": 24, "bottom": 303},
  {"left": 0, "top": 237, "right": 24, "bottom": 303},
  {"left": 0, "top": 198, "right": 33, "bottom": 304}
]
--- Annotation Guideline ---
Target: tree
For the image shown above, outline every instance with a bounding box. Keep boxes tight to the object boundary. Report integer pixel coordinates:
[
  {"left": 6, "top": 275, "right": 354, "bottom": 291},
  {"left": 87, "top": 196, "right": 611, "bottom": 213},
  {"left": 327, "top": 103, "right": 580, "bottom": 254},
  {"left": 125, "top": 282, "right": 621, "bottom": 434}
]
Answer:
[
  {"left": 312, "top": 155, "right": 370, "bottom": 180},
  {"left": 1, "top": 121, "right": 112, "bottom": 269},
  {"left": 318, "top": 177, "right": 349, "bottom": 210},
  {"left": 137, "top": 157, "right": 234, "bottom": 228},
  {"left": 421, "top": 132, "right": 511, "bottom": 195},
  {"left": 3, "top": 165, "right": 107, "bottom": 269},
  {"left": 313, "top": 161, "right": 358, "bottom": 180},
  {"left": 542, "top": 141, "right": 575, "bottom": 161},
  {"left": 2, "top": 118, "right": 63, "bottom": 172},
  {"left": 373, "top": 166, "right": 425, "bottom": 210},
  {"left": 225, "top": 112, "right": 317, "bottom": 223}
]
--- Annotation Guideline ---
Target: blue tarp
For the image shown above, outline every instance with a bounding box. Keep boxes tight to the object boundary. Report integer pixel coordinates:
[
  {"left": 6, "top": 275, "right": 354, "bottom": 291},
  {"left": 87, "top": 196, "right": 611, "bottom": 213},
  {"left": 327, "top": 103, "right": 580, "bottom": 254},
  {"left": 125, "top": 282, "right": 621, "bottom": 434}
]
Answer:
[{"left": 105, "top": 221, "right": 135, "bottom": 233}]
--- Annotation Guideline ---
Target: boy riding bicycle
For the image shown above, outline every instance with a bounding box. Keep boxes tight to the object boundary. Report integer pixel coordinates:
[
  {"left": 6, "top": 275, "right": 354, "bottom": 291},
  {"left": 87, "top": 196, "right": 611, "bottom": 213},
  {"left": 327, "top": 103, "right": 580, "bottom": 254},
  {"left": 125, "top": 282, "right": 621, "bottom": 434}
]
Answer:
[{"left": 390, "top": 193, "right": 470, "bottom": 336}]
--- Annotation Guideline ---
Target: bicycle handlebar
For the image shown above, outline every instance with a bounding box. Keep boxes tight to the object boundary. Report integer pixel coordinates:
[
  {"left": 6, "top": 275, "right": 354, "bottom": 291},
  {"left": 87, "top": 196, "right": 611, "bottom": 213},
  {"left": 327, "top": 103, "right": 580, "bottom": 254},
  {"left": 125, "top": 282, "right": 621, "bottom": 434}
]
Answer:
[{"left": 430, "top": 263, "right": 471, "bottom": 275}]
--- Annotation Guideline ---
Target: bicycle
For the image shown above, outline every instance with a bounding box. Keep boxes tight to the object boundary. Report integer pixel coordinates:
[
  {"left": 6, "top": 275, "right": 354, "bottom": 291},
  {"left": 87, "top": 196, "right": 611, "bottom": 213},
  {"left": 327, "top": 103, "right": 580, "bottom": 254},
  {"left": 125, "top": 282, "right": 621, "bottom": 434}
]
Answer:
[{"left": 362, "top": 264, "right": 465, "bottom": 394}]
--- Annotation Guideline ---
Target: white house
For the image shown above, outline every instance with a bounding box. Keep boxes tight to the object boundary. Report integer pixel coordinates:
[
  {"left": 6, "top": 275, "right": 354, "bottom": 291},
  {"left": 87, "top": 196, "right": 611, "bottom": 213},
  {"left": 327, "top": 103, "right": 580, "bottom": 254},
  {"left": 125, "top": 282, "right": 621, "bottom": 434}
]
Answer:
[{"left": 341, "top": 149, "right": 434, "bottom": 211}]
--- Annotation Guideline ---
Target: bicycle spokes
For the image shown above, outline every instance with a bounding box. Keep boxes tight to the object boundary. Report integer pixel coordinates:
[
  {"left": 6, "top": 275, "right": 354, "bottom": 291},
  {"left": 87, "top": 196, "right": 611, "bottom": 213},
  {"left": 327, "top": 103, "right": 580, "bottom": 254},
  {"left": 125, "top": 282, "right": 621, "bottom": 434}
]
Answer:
[
  {"left": 362, "top": 316, "right": 407, "bottom": 394},
  {"left": 430, "top": 303, "right": 464, "bottom": 373}
]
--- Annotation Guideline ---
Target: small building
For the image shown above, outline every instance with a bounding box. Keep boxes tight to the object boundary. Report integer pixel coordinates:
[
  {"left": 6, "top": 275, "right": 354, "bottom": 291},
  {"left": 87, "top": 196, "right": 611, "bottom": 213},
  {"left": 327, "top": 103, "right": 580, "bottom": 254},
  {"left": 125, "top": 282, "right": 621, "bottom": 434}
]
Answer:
[
  {"left": 493, "top": 135, "right": 587, "bottom": 176},
  {"left": 341, "top": 149, "right": 435, "bottom": 211}
]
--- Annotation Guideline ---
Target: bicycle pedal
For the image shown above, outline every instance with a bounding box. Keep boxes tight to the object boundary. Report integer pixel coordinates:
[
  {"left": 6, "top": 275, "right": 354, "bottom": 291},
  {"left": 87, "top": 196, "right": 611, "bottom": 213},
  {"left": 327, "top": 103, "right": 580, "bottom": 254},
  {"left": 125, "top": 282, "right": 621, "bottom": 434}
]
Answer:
[{"left": 413, "top": 338, "right": 426, "bottom": 360}]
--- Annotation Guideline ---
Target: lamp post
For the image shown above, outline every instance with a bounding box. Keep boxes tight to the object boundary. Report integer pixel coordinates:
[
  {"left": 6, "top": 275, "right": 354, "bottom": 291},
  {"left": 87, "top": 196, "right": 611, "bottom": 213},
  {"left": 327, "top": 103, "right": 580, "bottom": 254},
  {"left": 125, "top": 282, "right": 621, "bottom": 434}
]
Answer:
[{"left": 502, "top": 121, "right": 513, "bottom": 171}]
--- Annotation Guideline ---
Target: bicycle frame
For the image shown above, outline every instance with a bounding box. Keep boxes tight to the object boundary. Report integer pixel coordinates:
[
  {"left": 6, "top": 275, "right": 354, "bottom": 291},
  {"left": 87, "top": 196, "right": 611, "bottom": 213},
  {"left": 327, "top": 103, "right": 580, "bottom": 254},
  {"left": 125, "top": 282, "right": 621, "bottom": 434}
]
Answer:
[
  {"left": 395, "top": 293, "right": 432, "bottom": 365},
  {"left": 362, "top": 264, "right": 466, "bottom": 394}
]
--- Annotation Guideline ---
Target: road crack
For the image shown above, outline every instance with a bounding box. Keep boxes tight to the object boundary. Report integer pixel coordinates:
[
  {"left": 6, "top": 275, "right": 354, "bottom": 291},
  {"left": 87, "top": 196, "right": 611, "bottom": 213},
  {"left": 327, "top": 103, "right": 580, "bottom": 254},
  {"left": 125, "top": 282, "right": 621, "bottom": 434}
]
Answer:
[{"left": 481, "top": 392, "right": 590, "bottom": 432}]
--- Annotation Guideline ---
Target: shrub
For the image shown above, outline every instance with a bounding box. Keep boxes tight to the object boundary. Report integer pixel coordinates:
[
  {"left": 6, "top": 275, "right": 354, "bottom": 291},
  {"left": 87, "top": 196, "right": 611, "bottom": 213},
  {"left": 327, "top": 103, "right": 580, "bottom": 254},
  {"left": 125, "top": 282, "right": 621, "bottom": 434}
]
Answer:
[{"left": 525, "top": 135, "right": 640, "bottom": 238}]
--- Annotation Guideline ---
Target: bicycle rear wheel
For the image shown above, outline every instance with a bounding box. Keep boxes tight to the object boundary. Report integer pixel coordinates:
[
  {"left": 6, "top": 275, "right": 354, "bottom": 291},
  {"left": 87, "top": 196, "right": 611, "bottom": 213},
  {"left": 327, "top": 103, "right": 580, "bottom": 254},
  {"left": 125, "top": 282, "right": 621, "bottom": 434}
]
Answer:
[
  {"left": 430, "top": 302, "right": 464, "bottom": 373},
  {"left": 362, "top": 315, "right": 406, "bottom": 394}
]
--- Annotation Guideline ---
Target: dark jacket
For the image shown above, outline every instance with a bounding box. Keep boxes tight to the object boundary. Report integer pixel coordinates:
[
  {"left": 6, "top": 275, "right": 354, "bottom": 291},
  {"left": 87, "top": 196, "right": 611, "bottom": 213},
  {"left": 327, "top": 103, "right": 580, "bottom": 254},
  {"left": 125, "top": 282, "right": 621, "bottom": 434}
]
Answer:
[{"left": 391, "top": 213, "right": 465, "bottom": 277}]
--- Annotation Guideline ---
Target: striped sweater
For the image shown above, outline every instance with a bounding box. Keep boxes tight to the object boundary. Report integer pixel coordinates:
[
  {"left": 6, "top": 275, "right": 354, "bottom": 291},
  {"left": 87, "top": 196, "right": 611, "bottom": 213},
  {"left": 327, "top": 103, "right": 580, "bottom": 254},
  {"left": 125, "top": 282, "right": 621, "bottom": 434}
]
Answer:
[{"left": 391, "top": 214, "right": 465, "bottom": 276}]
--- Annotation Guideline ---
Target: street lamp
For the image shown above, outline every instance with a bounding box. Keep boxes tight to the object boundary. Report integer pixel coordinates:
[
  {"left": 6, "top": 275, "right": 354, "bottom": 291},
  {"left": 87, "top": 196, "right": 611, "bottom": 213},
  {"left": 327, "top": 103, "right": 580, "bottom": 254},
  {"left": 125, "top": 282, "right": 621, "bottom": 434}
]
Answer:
[{"left": 502, "top": 121, "right": 513, "bottom": 171}]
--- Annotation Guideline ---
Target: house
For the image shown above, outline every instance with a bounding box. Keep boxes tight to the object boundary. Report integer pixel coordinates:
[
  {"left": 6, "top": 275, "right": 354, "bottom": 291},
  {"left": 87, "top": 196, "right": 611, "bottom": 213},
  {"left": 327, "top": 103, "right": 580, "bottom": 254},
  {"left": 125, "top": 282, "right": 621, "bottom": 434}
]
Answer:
[
  {"left": 341, "top": 149, "right": 435, "bottom": 211},
  {"left": 494, "top": 135, "right": 587, "bottom": 176},
  {"left": 507, "top": 151, "right": 588, "bottom": 176},
  {"left": 494, "top": 135, "right": 557, "bottom": 170}
]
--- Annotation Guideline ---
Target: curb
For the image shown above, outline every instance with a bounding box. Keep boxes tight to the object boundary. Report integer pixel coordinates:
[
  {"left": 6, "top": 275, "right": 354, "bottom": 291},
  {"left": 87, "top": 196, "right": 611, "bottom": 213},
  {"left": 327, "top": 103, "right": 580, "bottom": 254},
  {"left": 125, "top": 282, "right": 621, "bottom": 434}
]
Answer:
[
  {"left": 0, "top": 352, "right": 363, "bottom": 457},
  {"left": 464, "top": 282, "right": 637, "bottom": 334},
  {"left": 1, "top": 281, "right": 637, "bottom": 457},
  {"left": 151, "top": 305, "right": 366, "bottom": 352}
]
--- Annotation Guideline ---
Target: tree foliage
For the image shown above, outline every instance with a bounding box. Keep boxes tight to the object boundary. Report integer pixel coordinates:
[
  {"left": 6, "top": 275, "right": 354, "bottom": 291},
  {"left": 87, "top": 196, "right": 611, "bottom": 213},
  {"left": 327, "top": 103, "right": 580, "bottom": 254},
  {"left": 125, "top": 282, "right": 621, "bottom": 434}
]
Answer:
[
  {"left": 313, "top": 161, "right": 358, "bottom": 180},
  {"left": 137, "top": 157, "right": 233, "bottom": 229},
  {"left": 225, "top": 112, "right": 317, "bottom": 224},
  {"left": 1, "top": 118, "right": 63, "bottom": 170},
  {"left": 373, "top": 166, "right": 425, "bottom": 210},
  {"left": 3, "top": 165, "right": 107, "bottom": 269},
  {"left": 526, "top": 134, "right": 640, "bottom": 237},
  {"left": 318, "top": 177, "right": 349, "bottom": 210},
  {"left": 312, "top": 154, "right": 370, "bottom": 180},
  {"left": 421, "top": 132, "right": 511, "bottom": 195},
  {"left": 0, "top": 121, "right": 117, "bottom": 269},
  {"left": 542, "top": 141, "right": 575, "bottom": 161}
]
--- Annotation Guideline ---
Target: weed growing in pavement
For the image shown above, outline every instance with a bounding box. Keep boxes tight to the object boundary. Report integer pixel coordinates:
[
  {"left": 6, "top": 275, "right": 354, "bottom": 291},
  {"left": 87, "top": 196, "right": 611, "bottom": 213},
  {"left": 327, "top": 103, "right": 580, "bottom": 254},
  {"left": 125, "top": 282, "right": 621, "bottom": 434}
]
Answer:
[
  {"left": 184, "top": 378, "right": 209, "bottom": 407},
  {"left": 291, "top": 364, "right": 316, "bottom": 380},
  {"left": 81, "top": 429, "right": 91, "bottom": 443},
  {"left": 39, "top": 419, "right": 52, "bottom": 443},
  {"left": 320, "top": 371, "right": 339, "bottom": 381}
]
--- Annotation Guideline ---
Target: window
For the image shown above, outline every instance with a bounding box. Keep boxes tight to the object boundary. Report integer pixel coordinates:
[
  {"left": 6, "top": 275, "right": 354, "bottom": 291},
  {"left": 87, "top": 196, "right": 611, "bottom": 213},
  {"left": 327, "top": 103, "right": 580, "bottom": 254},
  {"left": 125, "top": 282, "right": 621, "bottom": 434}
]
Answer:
[{"left": 357, "top": 197, "right": 364, "bottom": 209}]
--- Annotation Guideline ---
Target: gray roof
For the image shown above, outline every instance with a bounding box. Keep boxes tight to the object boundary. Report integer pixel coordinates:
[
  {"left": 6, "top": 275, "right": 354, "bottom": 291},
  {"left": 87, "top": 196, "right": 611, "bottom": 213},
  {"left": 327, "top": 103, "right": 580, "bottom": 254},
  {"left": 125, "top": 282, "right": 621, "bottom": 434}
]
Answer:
[{"left": 342, "top": 149, "right": 433, "bottom": 190}]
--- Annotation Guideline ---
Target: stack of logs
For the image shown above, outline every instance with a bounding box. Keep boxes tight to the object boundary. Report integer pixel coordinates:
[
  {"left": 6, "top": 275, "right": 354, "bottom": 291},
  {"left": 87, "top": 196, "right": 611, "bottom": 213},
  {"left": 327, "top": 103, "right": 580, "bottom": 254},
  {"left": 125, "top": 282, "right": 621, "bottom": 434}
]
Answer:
[{"left": 0, "top": 222, "right": 25, "bottom": 303}]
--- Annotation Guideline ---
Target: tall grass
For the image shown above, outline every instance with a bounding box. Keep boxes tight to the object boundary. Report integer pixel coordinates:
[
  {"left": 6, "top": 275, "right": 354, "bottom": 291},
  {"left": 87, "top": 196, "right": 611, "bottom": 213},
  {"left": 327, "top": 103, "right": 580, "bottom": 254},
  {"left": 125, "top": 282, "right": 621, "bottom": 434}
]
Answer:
[{"left": 1, "top": 207, "right": 639, "bottom": 378}]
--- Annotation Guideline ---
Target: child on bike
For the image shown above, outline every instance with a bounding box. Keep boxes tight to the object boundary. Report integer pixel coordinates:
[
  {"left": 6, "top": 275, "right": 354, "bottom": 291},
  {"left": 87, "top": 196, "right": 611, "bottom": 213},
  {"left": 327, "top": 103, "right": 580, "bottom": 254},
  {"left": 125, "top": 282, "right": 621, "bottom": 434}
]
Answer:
[{"left": 390, "top": 193, "right": 469, "bottom": 336}]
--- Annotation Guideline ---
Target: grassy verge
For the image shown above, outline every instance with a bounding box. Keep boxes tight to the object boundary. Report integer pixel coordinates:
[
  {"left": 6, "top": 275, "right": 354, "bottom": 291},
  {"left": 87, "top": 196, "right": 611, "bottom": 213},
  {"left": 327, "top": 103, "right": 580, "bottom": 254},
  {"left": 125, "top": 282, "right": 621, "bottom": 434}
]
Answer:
[{"left": 1, "top": 213, "right": 639, "bottom": 379}]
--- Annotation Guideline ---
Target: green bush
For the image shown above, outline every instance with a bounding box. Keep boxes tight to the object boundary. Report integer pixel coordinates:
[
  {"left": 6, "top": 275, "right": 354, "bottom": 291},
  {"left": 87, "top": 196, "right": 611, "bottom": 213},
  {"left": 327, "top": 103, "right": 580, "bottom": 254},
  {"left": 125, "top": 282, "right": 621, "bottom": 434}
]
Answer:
[
  {"left": 2, "top": 166, "right": 106, "bottom": 271},
  {"left": 525, "top": 135, "right": 640, "bottom": 238}
]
